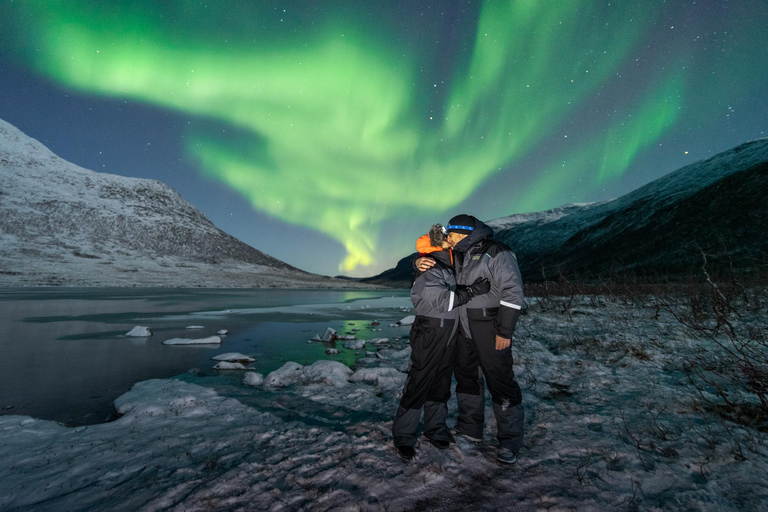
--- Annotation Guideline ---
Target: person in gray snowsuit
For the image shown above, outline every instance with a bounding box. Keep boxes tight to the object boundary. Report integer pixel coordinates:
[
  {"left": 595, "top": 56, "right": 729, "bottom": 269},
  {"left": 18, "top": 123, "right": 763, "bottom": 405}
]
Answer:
[
  {"left": 392, "top": 225, "right": 490, "bottom": 461},
  {"left": 417, "top": 214, "right": 525, "bottom": 464}
]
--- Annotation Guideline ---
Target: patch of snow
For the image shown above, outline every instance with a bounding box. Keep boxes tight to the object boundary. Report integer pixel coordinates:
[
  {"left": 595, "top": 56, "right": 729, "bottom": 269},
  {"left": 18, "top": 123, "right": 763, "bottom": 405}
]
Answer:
[
  {"left": 185, "top": 325, "right": 205, "bottom": 329},
  {"left": 216, "top": 329, "right": 228, "bottom": 335}
]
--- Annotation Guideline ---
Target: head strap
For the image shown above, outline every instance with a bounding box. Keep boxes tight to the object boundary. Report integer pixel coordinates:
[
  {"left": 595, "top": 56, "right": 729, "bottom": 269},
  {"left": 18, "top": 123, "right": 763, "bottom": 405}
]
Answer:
[{"left": 446, "top": 225, "right": 474, "bottom": 231}]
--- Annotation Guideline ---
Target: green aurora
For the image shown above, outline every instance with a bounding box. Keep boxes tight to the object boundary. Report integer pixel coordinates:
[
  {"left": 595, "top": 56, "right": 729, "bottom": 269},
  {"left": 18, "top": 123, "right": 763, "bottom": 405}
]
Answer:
[{"left": 3, "top": 1, "right": 765, "bottom": 272}]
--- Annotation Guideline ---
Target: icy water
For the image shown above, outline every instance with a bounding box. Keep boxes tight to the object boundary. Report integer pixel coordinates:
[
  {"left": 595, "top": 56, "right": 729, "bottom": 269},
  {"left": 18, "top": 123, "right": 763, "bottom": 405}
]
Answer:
[{"left": 0, "top": 287, "right": 410, "bottom": 426}]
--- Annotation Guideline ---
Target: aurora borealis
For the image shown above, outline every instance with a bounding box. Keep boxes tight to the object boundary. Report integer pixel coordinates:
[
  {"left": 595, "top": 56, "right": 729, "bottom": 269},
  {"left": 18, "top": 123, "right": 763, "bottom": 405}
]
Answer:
[{"left": 2, "top": 1, "right": 767, "bottom": 275}]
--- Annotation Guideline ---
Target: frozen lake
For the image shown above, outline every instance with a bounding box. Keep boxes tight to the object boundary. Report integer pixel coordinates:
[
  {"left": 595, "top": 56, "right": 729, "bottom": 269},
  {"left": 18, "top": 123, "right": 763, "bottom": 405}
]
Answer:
[{"left": 0, "top": 287, "right": 410, "bottom": 426}]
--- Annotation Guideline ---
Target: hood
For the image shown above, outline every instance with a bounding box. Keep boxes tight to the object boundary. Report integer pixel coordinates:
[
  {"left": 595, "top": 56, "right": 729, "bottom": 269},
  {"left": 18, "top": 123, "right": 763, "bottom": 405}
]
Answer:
[
  {"left": 453, "top": 217, "right": 494, "bottom": 253},
  {"left": 416, "top": 234, "right": 453, "bottom": 266}
]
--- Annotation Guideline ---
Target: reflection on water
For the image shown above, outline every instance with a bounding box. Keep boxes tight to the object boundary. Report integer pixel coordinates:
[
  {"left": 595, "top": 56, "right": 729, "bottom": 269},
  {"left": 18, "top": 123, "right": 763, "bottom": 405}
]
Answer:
[{"left": 0, "top": 288, "right": 410, "bottom": 426}]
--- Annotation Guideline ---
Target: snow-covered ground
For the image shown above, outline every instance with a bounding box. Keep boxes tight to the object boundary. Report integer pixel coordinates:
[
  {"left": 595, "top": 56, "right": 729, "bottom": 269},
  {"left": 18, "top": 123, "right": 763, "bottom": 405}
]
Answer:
[{"left": 1, "top": 295, "right": 766, "bottom": 511}]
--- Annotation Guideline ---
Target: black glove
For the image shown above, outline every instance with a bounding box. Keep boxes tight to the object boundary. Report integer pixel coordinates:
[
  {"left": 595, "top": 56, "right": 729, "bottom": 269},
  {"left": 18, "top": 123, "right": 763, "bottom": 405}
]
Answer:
[
  {"left": 468, "top": 277, "right": 491, "bottom": 298},
  {"left": 454, "top": 277, "right": 491, "bottom": 306}
]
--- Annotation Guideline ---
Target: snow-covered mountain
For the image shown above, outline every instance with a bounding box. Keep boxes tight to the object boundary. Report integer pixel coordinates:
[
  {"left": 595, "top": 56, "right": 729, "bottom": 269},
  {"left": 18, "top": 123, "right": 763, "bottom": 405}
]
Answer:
[
  {"left": 0, "top": 119, "right": 364, "bottom": 288},
  {"left": 484, "top": 202, "right": 607, "bottom": 232},
  {"left": 492, "top": 138, "right": 768, "bottom": 280},
  {"left": 365, "top": 137, "right": 768, "bottom": 285}
]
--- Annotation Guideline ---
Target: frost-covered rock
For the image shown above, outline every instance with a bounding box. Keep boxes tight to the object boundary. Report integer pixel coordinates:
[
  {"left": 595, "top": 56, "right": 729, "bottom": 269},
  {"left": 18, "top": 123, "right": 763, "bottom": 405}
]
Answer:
[
  {"left": 303, "top": 360, "right": 353, "bottom": 387},
  {"left": 349, "top": 367, "right": 406, "bottom": 390},
  {"left": 264, "top": 362, "right": 305, "bottom": 388},
  {"left": 163, "top": 336, "right": 222, "bottom": 345},
  {"left": 186, "top": 325, "right": 205, "bottom": 329},
  {"left": 343, "top": 339, "right": 366, "bottom": 350},
  {"left": 217, "top": 329, "right": 228, "bottom": 335},
  {"left": 212, "top": 353, "right": 254, "bottom": 363},
  {"left": 213, "top": 362, "right": 247, "bottom": 370},
  {"left": 397, "top": 315, "right": 415, "bottom": 326},
  {"left": 375, "top": 346, "right": 411, "bottom": 360},
  {"left": 243, "top": 372, "right": 264, "bottom": 387},
  {"left": 325, "top": 348, "right": 339, "bottom": 355},
  {"left": 125, "top": 326, "right": 152, "bottom": 337},
  {"left": 321, "top": 327, "right": 337, "bottom": 342}
]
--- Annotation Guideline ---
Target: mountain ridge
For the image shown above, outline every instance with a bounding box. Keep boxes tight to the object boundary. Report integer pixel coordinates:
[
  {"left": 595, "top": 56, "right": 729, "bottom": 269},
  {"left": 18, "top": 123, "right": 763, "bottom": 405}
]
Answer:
[
  {"left": 362, "top": 137, "right": 768, "bottom": 285},
  {"left": 0, "top": 119, "right": 372, "bottom": 288}
]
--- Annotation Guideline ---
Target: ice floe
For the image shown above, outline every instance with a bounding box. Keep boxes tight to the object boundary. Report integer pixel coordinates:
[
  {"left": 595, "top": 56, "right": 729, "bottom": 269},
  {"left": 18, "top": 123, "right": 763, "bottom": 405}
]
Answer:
[
  {"left": 211, "top": 352, "right": 254, "bottom": 363},
  {"left": 125, "top": 326, "right": 152, "bottom": 337},
  {"left": 162, "top": 336, "right": 222, "bottom": 345},
  {"left": 213, "top": 361, "right": 247, "bottom": 370}
]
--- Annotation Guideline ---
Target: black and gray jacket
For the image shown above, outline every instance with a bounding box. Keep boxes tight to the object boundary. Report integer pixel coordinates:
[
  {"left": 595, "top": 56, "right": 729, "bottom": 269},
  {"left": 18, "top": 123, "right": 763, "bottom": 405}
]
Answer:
[
  {"left": 410, "top": 250, "right": 461, "bottom": 320},
  {"left": 453, "top": 220, "right": 524, "bottom": 339}
]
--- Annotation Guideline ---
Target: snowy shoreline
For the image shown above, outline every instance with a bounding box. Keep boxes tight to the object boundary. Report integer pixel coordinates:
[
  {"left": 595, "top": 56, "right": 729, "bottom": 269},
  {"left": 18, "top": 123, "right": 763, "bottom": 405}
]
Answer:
[{"left": 1, "top": 295, "right": 767, "bottom": 511}]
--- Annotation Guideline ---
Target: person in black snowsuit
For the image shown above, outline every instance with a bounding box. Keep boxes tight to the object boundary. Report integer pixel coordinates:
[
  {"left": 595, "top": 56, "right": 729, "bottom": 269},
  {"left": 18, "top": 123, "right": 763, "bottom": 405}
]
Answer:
[
  {"left": 392, "top": 225, "right": 490, "bottom": 461},
  {"left": 416, "top": 214, "right": 525, "bottom": 464}
]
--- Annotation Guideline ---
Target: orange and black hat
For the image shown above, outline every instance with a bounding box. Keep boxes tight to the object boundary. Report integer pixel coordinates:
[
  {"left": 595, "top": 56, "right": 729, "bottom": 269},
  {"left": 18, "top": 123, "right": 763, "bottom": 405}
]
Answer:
[{"left": 416, "top": 234, "right": 443, "bottom": 255}]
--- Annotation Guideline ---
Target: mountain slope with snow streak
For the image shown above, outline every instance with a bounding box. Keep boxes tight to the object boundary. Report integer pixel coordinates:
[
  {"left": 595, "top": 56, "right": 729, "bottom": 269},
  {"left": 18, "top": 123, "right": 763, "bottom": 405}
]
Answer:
[{"left": 0, "top": 119, "right": 367, "bottom": 288}]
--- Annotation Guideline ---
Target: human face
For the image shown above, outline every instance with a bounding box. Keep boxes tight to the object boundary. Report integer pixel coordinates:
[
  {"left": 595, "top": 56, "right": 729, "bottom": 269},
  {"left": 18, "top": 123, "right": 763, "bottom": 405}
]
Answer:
[{"left": 446, "top": 232, "right": 468, "bottom": 248}]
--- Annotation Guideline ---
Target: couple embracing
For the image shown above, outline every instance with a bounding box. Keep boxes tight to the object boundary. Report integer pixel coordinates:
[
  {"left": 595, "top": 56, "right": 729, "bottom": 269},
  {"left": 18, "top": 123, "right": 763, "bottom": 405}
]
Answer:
[{"left": 392, "top": 214, "right": 525, "bottom": 464}]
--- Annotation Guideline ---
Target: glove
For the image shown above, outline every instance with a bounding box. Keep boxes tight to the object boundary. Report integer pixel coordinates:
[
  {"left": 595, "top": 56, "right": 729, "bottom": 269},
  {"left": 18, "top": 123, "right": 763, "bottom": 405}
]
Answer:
[
  {"left": 468, "top": 277, "right": 491, "bottom": 298},
  {"left": 454, "top": 277, "right": 491, "bottom": 306}
]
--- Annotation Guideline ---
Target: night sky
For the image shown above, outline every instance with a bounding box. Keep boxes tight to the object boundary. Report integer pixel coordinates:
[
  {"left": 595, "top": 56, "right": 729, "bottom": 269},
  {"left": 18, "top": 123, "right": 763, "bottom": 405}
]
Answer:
[{"left": 1, "top": 1, "right": 767, "bottom": 276}]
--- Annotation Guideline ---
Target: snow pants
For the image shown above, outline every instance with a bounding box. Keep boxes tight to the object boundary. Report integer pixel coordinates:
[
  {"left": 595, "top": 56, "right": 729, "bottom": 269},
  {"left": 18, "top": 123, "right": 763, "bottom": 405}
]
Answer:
[
  {"left": 454, "top": 307, "right": 524, "bottom": 453},
  {"left": 392, "top": 315, "right": 457, "bottom": 448}
]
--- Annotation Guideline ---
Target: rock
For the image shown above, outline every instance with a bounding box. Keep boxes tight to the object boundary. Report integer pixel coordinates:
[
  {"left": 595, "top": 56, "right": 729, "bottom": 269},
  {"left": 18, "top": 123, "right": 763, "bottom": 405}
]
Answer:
[
  {"left": 369, "top": 321, "right": 380, "bottom": 326},
  {"left": 376, "top": 347, "right": 411, "bottom": 360},
  {"left": 213, "top": 361, "right": 247, "bottom": 370},
  {"left": 186, "top": 325, "right": 205, "bottom": 329},
  {"left": 321, "top": 327, "right": 337, "bottom": 342},
  {"left": 310, "top": 334, "right": 322, "bottom": 342},
  {"left": 325, "top": 348, "right": 339, "bottom": 355},
  {"left": 337, "top": 335, "right": 356, "bottom": 340},
  {"left": 244, "top": 372, "right": 265, "bottom": 387},
  {"left": 368, "top": 338, "right": 389, "bottom": 345},
  {"left": 163, "top": 336, "right": 222, "bottom": 345},
  {"left": 212, "top": 352, "right": 254, "bottom": 363},
  {"left": 349, "top": 367, "right": 405, "bottom": 391},
  {"left": 303, "top": 360, "right": 353, "bottom": 387},
  {"left": 397, "top": 316, "right": 415, "bottom": 326},
  {"left": 343, "top": 339, "right": 366, "bottom": 350},
  {"left": 264, "top": 362, "right": 305, "bottom": 388},
  {"left": 217, "top": 329, "right": 228, "bottom": 335},
  {"left": 125, "top": 326, "right": 152, "bottom": 337}
]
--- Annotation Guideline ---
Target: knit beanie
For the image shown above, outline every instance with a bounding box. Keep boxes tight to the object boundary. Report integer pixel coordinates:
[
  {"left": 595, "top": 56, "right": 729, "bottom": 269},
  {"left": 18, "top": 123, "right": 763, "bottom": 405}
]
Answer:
[{"left": 445, "top": 214, "right": 476, "bottom": 234}]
